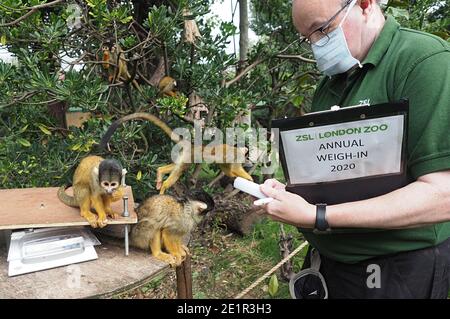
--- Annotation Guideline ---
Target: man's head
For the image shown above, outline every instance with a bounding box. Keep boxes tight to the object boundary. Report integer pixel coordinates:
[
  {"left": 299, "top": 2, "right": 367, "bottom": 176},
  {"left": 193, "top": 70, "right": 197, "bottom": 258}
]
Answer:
[{"left": 292, "top": 0, "right": 385, "bottom": 63}]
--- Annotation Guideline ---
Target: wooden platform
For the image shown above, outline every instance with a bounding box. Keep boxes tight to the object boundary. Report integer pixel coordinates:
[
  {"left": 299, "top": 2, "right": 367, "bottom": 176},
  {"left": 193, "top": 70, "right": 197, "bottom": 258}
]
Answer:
[
  {"left": 0, "top": 187, "right": 184, "bottom": 299},
  {"left": 0, "top": 236, "right": 168, "bottom": 299},
  {"left": 0, "top": 187, "right": 137, "bottom": 230}
]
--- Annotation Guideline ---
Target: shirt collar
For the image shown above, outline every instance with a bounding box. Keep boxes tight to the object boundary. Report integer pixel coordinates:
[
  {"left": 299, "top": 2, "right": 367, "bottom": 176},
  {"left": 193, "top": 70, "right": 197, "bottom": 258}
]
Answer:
[{"left": 363, "top": 15, "right": 400, "bottom": 67}]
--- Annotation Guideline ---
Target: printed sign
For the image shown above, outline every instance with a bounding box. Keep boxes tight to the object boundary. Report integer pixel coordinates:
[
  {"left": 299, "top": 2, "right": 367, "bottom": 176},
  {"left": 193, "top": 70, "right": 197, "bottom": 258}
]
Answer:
[{"left": 280, "top": 115, "right": 405, "bottom": 184}]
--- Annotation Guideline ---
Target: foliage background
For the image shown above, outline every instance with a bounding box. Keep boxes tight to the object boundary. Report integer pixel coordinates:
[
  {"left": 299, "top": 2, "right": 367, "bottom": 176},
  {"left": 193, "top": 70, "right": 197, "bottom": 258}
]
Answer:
[{"left": 0, "top": 0, "right": 448, "bottom": 200}]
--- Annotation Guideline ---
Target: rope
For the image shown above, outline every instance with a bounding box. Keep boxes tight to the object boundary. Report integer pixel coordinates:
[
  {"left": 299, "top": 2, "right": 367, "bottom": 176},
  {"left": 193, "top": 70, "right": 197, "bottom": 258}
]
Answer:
[{"left": 234, "top": 240, "right": 309, "bottom": 299}]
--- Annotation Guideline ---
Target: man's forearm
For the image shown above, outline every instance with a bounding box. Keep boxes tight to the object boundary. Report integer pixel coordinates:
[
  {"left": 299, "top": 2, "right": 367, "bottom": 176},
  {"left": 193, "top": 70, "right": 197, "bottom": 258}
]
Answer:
[{"left": 326, "top": 174, "right": 450, "bottom": 229}]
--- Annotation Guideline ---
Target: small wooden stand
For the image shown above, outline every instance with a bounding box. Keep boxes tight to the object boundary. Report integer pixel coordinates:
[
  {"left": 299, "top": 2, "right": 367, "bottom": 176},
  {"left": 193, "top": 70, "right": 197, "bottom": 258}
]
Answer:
[
  {"left": 0, "top": 187, "right": 194, "bottom": 299},
  {"left": 0, "top": 187, "right": 137, "bottom": 229},
  {"left": 0, "top": 187, "right": 137, "bottom": 255}
]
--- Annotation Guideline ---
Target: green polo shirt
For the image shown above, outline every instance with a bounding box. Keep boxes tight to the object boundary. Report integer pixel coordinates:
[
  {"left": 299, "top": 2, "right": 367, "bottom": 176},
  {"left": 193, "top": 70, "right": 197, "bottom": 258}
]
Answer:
[{"left": 303, "top": 16, "right": 450, "bottom": 264}]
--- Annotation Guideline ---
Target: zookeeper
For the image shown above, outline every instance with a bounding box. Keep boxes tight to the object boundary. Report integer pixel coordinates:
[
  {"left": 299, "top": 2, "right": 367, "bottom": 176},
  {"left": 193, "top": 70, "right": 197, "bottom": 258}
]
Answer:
[{"left": 260, "top": 0, "right": 450, "bottom": 298}]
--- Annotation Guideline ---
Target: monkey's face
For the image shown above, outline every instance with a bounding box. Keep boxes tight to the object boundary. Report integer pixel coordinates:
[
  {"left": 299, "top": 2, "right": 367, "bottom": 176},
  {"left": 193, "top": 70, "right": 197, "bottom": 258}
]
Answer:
[
  {"left": 100, "top": 179, "right": 120, "bottom": 195},
  {"left": 98, "top": 159, "right": 123, "bottom": 195}
]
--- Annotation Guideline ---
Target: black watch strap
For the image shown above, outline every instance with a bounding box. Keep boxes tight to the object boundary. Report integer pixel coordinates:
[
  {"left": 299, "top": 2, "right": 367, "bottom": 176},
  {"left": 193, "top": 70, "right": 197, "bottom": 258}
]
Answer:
[{"left": 314, "top": 203, "right": 330, "bottom": 234}]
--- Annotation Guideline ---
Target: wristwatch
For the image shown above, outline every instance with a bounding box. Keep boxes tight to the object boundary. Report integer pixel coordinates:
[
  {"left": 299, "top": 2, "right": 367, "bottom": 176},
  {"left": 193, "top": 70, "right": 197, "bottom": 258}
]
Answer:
[{"left": 313, "top": 203, "right": 331, "bottom": 234}]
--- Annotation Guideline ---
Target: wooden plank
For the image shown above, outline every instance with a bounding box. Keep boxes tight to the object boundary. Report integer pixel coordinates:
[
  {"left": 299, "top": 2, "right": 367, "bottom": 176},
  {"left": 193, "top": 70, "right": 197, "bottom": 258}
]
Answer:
[
  {"left": 0, "top": 237, "right": 169, "bottom": 299},
  {"left": 0, "top": 187, "right": 137, "bottom": 230}
]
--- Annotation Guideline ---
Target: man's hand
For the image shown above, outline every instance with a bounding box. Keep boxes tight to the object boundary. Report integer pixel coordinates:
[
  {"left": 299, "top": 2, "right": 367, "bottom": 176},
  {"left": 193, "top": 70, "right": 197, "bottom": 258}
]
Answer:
[
  {"left": 259, "top": 179, "right": 316, "bottom": 228},
  {"left": 258, "top": 171, "right": 450, "bottom": 230}
]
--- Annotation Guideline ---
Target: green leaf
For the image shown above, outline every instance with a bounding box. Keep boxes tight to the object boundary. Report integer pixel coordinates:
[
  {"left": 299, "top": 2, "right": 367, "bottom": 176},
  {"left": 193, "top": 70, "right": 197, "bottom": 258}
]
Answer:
[
  {"left": 387, "top": 7, "right": 409, "bottom": 20},
  {"left": 292, "top": 95, "right": 304, "bottom": 107},
  {"left": 120, "top": 16, "right": 133, "bottom": 24},
  {"left": 37, "top": 124, "right": 52, "bottom": 135},
  {"left": 268, "top": 274, "right": 279, "bottom": 297},
  {"left": 17, "top": 138, "right": 31, "bottom": 147},
  {"left": 136, "top": 170, "right": 142, "bottom": 181},
  {"left": 70, "top": 143, "right": 82, "bottom": 151},
  {"left": 19, "top": 124, "right": 29, "bottom": 133},
  {"left": 0, "top": 34, "right": 6, "bottom": 46}
]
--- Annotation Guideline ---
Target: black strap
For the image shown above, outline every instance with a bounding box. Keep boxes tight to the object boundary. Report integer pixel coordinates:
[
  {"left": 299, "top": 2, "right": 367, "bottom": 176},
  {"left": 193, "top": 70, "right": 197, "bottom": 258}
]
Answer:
[{"left": 314, "top": 203, "right": 330, "bottom": 234}]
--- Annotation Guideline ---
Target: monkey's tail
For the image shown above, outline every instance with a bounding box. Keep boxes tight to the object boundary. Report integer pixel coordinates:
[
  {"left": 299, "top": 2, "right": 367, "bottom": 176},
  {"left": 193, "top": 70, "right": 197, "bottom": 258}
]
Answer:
[
  {"left": 57, "top": 185, "right": 79, "bottom": 207},
  {"left": 99, "top": 112, "right": 181, "bottom": 150}
]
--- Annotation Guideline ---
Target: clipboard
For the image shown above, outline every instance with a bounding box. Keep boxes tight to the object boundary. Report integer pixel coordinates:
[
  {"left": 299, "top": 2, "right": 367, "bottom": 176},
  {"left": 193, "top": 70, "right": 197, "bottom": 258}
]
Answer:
[{"left": 272, "top": 100, "right": 409, "bottom": 205}]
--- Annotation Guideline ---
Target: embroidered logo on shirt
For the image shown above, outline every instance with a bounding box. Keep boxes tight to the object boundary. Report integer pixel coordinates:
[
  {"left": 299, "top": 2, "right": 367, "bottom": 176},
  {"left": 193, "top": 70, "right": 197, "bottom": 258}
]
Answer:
[{"left": 358, "top": 98, "right": 371, "bottom": 106}]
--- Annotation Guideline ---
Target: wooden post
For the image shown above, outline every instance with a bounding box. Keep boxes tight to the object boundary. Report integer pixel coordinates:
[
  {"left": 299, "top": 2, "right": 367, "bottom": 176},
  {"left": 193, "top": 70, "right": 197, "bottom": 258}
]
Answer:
[{"left": 176, "top": 254, "right": 193, "bottom": 299}]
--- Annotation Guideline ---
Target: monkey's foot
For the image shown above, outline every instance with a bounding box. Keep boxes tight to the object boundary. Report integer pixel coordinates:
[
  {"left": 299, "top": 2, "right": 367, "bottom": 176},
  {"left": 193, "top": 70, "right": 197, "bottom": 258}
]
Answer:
[
  {"left": 181, "top": 245, "right": 190, "bottom": 257},
  {"left": 97, "top": 216, "right": 108, "bottom": 228},
  {"left": 106, "top": 210, "right": 120, "bottom": 219},
  {"left": 81, "top": 212, "right": 99, "bottom": 228},
  {"left": 173, "top": 254, "right": 184, "bottom": 267},
  {"left": 153, "top": 252, "right": 177, "bottom": 267},
  {"left": 159, "top": 181, "right": 170, "bottom": 194}
]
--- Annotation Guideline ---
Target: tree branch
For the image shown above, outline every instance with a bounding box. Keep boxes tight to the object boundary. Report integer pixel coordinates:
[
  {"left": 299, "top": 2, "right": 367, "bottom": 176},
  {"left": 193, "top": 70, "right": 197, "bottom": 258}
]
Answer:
[
  {"left": 0, "top": 91, "right": 38, "bottom": 109},
  {"left": 224, "top": 58, "right": 265, "bottom": 88},
  {"left": 275, "top": 54, "right": 316, "bottom": 64},
  {"left": 0, "top": 0, "right": 65, "bottom": 28}
]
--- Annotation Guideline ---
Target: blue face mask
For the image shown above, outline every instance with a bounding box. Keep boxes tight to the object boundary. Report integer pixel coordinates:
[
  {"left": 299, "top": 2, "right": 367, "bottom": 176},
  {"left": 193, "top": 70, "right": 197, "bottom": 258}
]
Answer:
[{"left": 311, "top": 0, "right": 362, "bottom": 77}]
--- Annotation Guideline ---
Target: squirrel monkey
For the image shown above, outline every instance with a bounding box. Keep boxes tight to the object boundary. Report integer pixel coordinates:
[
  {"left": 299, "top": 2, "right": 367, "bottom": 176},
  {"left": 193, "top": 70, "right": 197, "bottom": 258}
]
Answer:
[
  {"left": 158, "top": 76, "right": 178, "bottom": 97},
  {"left": 99, "top": 112, "right": 253, "bottom": 194},
  {"left": 131, "top": 191, "right": 214, "bottom": 266},
  {"left": 102, "top": 43, "right": 142, "bottom": 93},
  {"left": 58, "top": 156, "right": 125, "bottom": 228}
]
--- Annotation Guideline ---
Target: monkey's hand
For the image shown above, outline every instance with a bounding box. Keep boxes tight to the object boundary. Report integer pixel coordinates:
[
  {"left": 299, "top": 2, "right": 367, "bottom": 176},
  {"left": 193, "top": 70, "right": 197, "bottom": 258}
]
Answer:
[
  {"left": 111, "top": 186, "right": 125, "bottom": 202},
  {"left": 103, "top": 195, "right": 121, "bottom": 219},
  {"left": 159, "top": 180, "right": 171, "bottom": 194},
  {"left": 156, "top": 180, "right": 162, "bottom": 191}
]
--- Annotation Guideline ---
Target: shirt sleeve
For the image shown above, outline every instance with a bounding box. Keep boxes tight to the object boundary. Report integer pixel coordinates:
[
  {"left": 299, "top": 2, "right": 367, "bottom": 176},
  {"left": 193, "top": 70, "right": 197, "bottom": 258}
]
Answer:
[{"left": 399, "top": 50, "right": 450, "bottom": 179}]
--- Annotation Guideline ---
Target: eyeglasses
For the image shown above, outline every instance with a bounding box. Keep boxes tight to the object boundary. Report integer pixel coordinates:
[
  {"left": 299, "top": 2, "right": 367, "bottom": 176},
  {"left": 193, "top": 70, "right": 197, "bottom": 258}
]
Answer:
[{"left": 299, "top": 0, "right": 353, "bottom": 47}]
